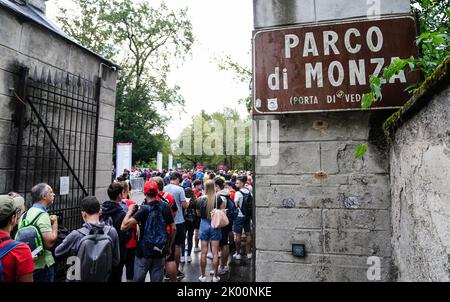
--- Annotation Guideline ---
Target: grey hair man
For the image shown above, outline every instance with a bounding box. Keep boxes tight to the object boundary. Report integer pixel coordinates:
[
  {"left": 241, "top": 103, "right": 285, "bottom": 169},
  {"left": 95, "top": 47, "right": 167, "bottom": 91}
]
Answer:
[{"left": 17, "top": 183, "right": 58, "bottom": 282}]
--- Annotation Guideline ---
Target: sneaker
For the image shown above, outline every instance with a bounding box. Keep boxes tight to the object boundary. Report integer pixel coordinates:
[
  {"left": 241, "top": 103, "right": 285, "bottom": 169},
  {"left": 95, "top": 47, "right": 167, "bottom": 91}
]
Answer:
[
  {"left": 194, "top": 247, "right": 201, "bottom": 253},
  {"left": 211, "top": 266, "right": 229, "bottom": 275},
  {"left": 177, "top": 271, "right": 185, "bottom": 280},
  {"left": 164, "top": 275, "right": 170, "bottom": 281},
  {"left": 187, "top": 256, "right": 192, "bottom": 263},
  {"left": 212, "top": 276, "right": 221, "bottom": 282},
  {"left": 232, "top": 253, "right": 241, "bottom": 260},
  {"left": 219, "top": 266, "right": 229, "bottom": 275},
  {"left": 247, "top": 253, "right": 253, "bottom": 260},
  {"left": 180, "top": 256, "right": 185, "bottom": 263},
  {"left": 198, "top": 275, "right": 207, "bottom": 282},
  {"left": 207, "top": 252, "right": 213, "bottom": 259}
]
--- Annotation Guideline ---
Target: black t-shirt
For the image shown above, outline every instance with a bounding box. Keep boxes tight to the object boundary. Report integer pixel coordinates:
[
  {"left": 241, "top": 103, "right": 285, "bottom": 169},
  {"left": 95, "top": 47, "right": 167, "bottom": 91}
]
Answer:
[
  {"left": 132, "top": 201, "right": 174, "bottom": 256},
  {"left": 196, "top": 196, "right": 223, "bottom": 220}
]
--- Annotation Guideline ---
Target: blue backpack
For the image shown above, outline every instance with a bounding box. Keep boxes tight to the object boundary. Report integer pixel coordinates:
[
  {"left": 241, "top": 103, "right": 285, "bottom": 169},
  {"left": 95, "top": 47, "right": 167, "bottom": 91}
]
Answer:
[
  {"left": 141, "top": 202, "right": 169, "bottom": 259},
  {"left": 221, "top": 195, "right": 238, "bottom": 222},
  {"left": 182, "top": 178, "right": 192, "bottom": 189},
  {"left": 0, "top": 237, "right": 23, "bottom": 282}
]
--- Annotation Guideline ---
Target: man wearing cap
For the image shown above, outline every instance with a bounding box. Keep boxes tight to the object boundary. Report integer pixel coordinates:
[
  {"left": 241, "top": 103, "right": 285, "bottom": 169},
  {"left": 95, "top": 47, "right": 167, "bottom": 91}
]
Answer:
[
  {"left": 6, "top": 193, "right": 25, "bottom": 239},
  {"left": 121, "top": 182, "right": 175, "bottom": 282},
  {"left": 0, "top": 195, "right": 34, "bottom": 282}
]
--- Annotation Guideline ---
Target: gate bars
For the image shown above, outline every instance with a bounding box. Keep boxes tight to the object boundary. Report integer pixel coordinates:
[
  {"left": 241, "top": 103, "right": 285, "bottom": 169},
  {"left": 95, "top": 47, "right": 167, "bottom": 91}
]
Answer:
[{"left": 13, "top": 66, "right": 101, "bottom": 231}]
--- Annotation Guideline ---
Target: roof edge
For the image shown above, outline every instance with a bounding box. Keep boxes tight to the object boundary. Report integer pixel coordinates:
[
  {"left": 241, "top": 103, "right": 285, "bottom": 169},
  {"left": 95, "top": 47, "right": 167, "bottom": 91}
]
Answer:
[{"left": 0, "top": 0, "right": 119, "bottom": 68}]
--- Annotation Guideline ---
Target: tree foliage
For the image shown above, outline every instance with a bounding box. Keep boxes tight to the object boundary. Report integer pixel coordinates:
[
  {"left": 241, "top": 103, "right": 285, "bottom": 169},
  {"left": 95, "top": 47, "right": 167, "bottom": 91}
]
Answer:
[
  {"left": 217, "top": 55, "right": 253, "bottom": 113},
  {"left": 357, "top": 0, "right": 450, "bottom": 156},
  {"left": 173, "top": 108, "right": 253, "bottom": 170},
  {"left": 54, "top": 0, "right": 194, "bottom": 163}
]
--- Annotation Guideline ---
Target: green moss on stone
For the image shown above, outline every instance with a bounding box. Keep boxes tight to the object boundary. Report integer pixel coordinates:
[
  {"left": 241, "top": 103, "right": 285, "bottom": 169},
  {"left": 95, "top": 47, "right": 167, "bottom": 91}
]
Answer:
[{"left": 383, "top": 56, "right": 450, "bottom": 141}]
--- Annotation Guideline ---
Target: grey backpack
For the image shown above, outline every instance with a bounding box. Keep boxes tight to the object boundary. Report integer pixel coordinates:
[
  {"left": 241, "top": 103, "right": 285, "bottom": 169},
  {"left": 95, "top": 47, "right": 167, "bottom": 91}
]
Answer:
[{"left": 76, "top": 226, "right": 113, "bottom": 282}]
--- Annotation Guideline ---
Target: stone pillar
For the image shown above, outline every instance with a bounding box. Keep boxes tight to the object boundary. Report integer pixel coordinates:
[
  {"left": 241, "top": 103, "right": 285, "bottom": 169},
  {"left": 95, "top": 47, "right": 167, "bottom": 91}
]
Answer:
[
  {"left": 253, "top": 0, "right": 411, "bottom": 282},
  {"left": 95, "top": 68, "right": 118, "bottom": 203}
]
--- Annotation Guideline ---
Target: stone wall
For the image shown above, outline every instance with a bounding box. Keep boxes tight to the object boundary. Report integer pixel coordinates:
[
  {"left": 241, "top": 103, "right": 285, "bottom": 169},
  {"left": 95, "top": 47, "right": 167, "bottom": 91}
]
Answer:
[
  {"left": 252, "top": 0, "right": 412, "bottom": 282},
  {"left": 386, "top": 58, "right": 450, "bottom": 282},
  {"left": 253, "top": 0, "right": 411, "bottom": 28},
  {"left": 255, "top": 112, "right": 393, "bottom": 281},
  {"left": 0, "top": 6, "right": 117, "bottom": 203}
]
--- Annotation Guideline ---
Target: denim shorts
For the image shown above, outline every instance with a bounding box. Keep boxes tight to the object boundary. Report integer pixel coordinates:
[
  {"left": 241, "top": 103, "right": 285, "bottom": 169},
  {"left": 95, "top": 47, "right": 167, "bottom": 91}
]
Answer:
[
  {"left": 233, "top": 216, "right": 251, "bottom": 234},
  {"left": 199, "top": 218, "right": 222, "bottom": 241}
]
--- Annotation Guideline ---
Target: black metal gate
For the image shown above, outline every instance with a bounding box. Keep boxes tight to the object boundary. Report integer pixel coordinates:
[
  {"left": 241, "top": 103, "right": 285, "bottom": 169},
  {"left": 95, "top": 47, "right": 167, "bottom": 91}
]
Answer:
[{"left": 13, "top": 66, "right": 100, "bottom": 231}]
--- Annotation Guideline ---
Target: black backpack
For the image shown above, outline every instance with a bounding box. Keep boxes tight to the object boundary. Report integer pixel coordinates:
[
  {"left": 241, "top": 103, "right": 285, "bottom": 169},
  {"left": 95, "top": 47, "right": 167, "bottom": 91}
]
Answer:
[
  {"left": 184, "top": 207, "right": 196, "bottom": 224},
  {"left": 239, "top": 190, "right": 253, "bottom": 217},
  {"left": 220, "top": 195, "right": 238, "bottom": 222},
  {"left": 76, "top": 226, "right": 114, "bottom": 282}
]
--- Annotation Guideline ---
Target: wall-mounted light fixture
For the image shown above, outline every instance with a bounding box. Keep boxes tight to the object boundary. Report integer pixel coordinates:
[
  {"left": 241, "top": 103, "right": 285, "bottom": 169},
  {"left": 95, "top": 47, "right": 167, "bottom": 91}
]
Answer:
[{"left": 292, "top": 244, "right": 306, "bottom": 258}]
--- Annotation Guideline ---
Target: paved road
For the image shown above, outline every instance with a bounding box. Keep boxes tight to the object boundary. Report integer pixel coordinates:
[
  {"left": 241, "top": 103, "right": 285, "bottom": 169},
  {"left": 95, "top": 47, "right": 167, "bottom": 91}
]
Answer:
[
  {"left": 178, "top": 248, "right": 253, "bottom": 282},
  {"left": 125, "top": 191, "right": 253, "bottom": 282}
]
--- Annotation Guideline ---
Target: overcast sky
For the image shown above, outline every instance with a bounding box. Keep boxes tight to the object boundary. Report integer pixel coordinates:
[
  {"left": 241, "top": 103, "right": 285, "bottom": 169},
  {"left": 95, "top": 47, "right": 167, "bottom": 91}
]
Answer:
[{"left": 47, "top": 0, "right": 254, "bottom": 140}]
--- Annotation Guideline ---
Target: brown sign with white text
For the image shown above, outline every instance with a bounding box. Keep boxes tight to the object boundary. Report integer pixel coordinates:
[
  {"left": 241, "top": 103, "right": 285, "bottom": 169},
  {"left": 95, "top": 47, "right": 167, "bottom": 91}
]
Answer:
[{"left": 253, "top": 16, "right": 420, "bottom": 114}]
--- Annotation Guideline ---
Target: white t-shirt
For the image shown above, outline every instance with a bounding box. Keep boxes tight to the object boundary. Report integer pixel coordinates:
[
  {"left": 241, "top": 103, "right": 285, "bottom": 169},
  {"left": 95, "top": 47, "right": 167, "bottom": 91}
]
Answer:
[
  {"left": 163, "top": 184, "right": 186, "bottom": 224},
  {"left": 234, "top": 187, "right": 250, "bottom": 218}
]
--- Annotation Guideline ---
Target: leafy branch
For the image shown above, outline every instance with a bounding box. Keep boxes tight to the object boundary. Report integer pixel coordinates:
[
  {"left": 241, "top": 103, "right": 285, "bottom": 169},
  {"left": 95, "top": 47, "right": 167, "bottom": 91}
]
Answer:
[{"left": 355, "top": 7, "right": 450, "bottom": 159}]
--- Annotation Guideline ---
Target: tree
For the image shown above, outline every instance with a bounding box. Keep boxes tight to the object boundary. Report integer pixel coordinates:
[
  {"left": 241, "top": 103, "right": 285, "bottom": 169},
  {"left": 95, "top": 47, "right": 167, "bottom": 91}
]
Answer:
[
  {"left": 56, "top": 0, "right": 116, "bottom": 59},
  {"left": 217, "top": 55, "right": 253, "bottom": 113},
  {"left": 362, "top": 0, "right": 450, "bottom": 109},
  {"left": 411, "top": 0, "right": 450, "bottom": 76},
  {"left": 54, "top": 0, "right": 194, "bottom": 163},
  {"left": 107, "top": 0, "right": 194, "bottom": 90},
  {"left": 173, "top": 108, "right": 253, "bottom": 170},
  {"left": 356, "top": 0, "right": 450, "bottom": 158}
]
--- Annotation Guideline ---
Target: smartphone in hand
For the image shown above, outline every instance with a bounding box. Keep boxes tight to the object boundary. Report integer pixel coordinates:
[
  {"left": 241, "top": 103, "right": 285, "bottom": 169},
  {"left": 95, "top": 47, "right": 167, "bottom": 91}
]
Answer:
[{"left": 31, "top": 246, "right": 43, "bottom": 257}]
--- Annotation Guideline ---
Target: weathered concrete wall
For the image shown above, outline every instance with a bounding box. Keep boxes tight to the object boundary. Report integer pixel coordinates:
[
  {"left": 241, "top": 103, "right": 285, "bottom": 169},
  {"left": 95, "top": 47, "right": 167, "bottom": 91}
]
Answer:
[
  {"left": 387, "top": 61, "right": 450, "bottom": 281},
  {"left": 253, "top": 0, "right": 412, "bottom": 282},
  {"left": 255, "top": 112, "right": 393, "bottom": 281},
  {"left": 0, "top": 6, "right": 117, "bottom": 203}
]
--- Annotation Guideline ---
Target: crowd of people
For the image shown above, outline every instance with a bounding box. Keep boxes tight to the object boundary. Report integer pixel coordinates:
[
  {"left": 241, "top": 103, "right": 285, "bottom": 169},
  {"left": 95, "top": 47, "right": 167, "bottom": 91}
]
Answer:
[{"left": 0, "top": 168, "right": 254, "bottom": 283}]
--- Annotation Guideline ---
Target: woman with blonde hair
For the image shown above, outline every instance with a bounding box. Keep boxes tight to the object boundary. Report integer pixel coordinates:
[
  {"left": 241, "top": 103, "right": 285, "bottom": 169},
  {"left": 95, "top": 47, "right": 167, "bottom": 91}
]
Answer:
[{"left": 196, "top": 180, "right": 224, "bottom": 282}]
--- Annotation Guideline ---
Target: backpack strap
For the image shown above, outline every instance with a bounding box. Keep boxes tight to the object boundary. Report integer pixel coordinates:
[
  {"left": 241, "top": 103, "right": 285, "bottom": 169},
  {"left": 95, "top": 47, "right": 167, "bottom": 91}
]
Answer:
[
  {"left": 20, "top": 210, "right": 46, "bottom": 227},
  {"left": 238, "top": 189, "right": 248, "bottom": 196},
  {"left": 103, "top": 225, "right": 112, "bottom": 236},
  {"left": 18, "top": 211, "right": 46, "bottom": 234},
  {"left": 159, "top": 193, "right": 169, "bottom": 204},
  {"left": 78, "top": 225, "right": 112, "bottom": 237},
  {"left": 0, "top": 236, "right": 12, "bottom": 244},
  {"left": 0, "top": 241, "right": 23, "bottom": 259},
  {"left": 77, "top": 227, "right": 90, "bottom": 237},
  {"left": 29, "top": 211, "right": 46, "bottom": 226},
  {"left": 217, "top": 194, "right": 228, "bottom": 209}
]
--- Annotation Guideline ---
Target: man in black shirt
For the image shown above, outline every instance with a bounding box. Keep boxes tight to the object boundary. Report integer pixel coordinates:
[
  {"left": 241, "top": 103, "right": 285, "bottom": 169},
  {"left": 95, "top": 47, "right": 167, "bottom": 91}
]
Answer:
[
  {"left": 121, "top": 182, "right": 175, "bottom": 282},
  {"left": 101, "top": 182, "right": 129, "bottom": 282}
]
